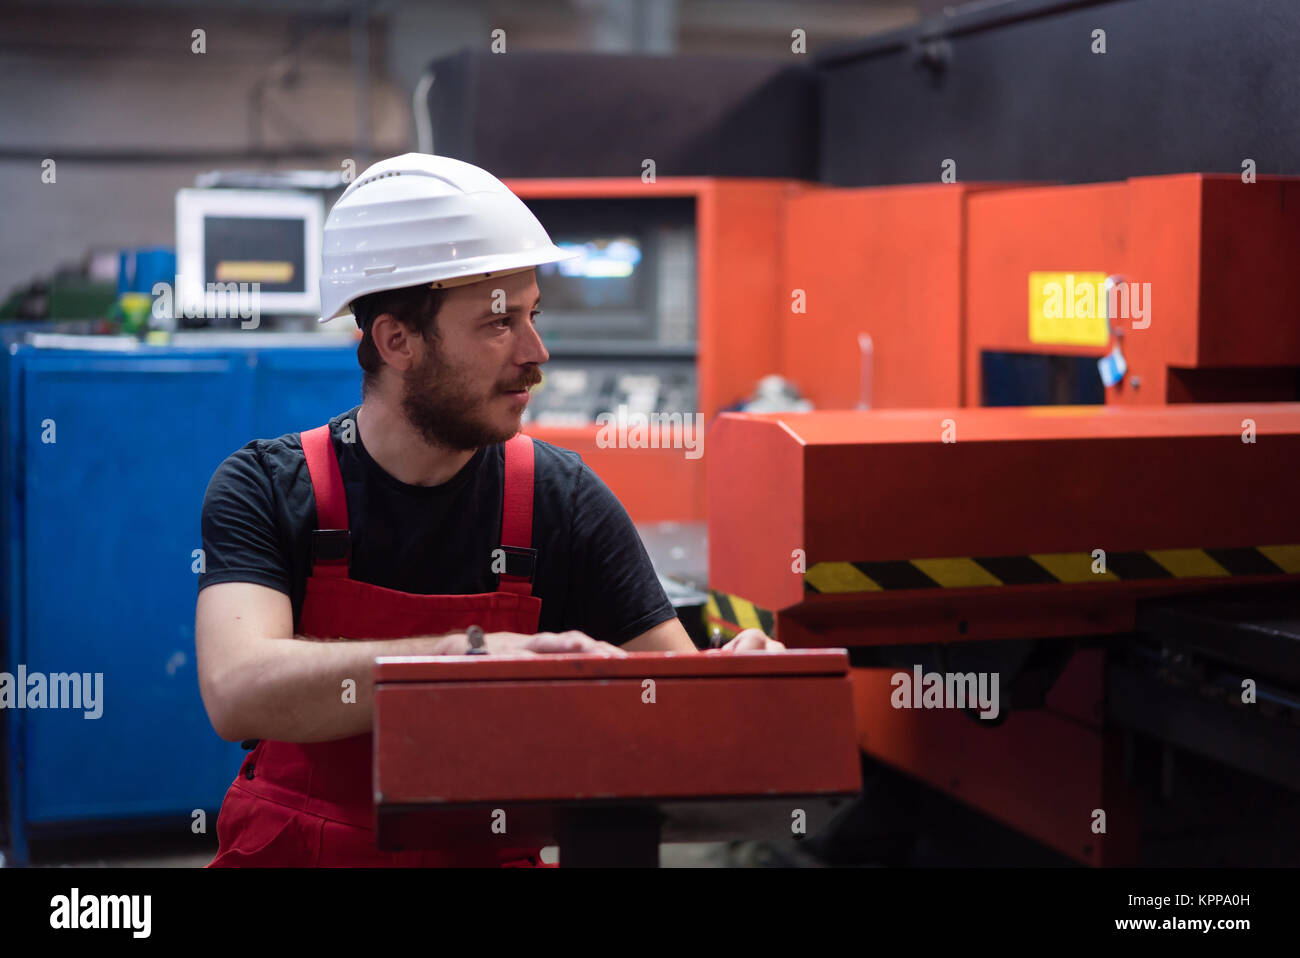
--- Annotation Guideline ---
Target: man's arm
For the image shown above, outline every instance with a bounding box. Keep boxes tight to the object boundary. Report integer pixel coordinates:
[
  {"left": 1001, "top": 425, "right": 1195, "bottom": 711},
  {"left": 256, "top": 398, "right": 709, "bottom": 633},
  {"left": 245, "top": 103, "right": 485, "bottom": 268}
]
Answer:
[
  {"left": 196, "top": 582, "right": 627, "bottom": 744},
  {"left": 621, "top": 616, "right": 697, "bottom": 652},
  {"left": 565, "top": 461, "right": 784, "bottom": 653},
  {"left": 196, "top": 581, "right": 466, "bottom": 743},
  {"left": 621, "top": 616, "right": 784, "bottom": 653}
]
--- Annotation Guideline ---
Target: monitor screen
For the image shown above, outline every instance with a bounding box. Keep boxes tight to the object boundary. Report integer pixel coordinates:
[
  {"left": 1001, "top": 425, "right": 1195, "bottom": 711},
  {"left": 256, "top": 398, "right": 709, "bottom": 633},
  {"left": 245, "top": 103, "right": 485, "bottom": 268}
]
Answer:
[
  {"left": 537, "top": 236, "right": 643, "bottom": 312},
  {"left": 175, "top": 188, "right": 324, "bottom": 321},
  {"left": 202, "top": 216, "right": 307, "bottom": 295},
  {"left": 524, "top": 197, "right": 695, "bottom": 345}
]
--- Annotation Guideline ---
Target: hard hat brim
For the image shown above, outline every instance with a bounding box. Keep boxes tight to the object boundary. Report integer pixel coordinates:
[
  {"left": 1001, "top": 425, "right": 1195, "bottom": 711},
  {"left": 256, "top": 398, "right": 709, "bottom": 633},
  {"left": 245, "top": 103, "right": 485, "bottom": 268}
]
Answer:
[{"left": 317, "top": 244, "right": 578, "bottom": 323}]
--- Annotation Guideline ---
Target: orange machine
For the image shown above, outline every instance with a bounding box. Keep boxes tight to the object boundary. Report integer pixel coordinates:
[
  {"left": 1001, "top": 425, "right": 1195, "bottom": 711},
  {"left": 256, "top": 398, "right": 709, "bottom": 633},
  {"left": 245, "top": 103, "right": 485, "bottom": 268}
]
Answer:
[
  {"left": 506, "top": 175, "right": 1300, "bottom": 525},
  {"left": 705, "top": 404, "right": 1300, "bottom": 864},
  {"left": 506, "top": 176, "right": 804, "bottom": 522},
  {"left": 780, "top": 182, "right": 1015, "bottom": 411},
  {"left": 777, "top": 175, "right": 1300, "bottom": 413},
  {"left": 966, "top": 174, "right": 1300, "bottom": 407},
  {"left": 372, "top": 650, "right": 861, "bottom": 866}
]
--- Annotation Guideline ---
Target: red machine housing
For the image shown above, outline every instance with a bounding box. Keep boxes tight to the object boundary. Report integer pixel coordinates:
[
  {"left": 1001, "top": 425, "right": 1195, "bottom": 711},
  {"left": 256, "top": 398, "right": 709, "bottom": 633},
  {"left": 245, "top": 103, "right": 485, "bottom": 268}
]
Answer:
[
  {"left": 708, "top": 404, "right": 1300, "bottom": 647},
  {"left": 706, "top": 404, "right": 1300, "bottom": 864},
  {"left": 966, "top": 174, "right": 1300, "bottom": 406},
  {"left": 508, "top": 176, "right": 799, "bottom": 522},
  {"left": 372, "top": 650, "right": 861, "bottom": 859}
]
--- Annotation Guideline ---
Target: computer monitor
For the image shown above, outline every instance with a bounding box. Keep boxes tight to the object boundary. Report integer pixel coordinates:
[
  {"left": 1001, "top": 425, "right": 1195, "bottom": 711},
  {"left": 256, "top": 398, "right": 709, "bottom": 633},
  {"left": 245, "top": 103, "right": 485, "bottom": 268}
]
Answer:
[
  {"left": 527, "top": 197, "right": 695, "bottom": 345},
  {"left": 519, "top": 197, "right": 699, "bottom": 426},
  {"left": 174, "top": 188, "right": 324, "bottom": 321},
  {"left": 545, "top": 235, "right": 643, "bottom": 305}
]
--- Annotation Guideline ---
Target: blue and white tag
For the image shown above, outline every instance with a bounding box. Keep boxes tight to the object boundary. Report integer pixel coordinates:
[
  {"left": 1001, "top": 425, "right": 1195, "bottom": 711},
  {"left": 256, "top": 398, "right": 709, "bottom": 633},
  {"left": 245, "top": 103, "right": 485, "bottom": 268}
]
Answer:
[{"left": 1098, "top": 343, "right": 1128, "bottom": 389}]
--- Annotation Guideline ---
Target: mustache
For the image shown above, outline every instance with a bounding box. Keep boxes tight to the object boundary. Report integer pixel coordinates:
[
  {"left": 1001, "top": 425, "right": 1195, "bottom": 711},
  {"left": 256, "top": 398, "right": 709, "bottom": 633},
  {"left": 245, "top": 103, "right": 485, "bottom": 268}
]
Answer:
[{"left": 501, "top": 368, "right": 543, "bottom": 392}]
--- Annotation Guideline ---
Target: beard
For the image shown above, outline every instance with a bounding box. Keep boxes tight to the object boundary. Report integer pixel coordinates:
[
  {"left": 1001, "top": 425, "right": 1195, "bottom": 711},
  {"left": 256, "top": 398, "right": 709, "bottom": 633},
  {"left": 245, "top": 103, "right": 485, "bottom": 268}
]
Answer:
[{"left": 400, "top": 339, "right": 542, "bottom": 452}]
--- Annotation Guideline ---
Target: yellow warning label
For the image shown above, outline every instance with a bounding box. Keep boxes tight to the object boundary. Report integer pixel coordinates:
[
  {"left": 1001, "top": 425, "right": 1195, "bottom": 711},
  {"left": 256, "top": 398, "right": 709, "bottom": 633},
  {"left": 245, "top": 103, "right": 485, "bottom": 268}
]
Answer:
[
  {"left": 216, "top": 260, "right": 294, "bottom": 284},
  {"left": 1028, "top": 271, "right": 1111, "bottom": 346}
]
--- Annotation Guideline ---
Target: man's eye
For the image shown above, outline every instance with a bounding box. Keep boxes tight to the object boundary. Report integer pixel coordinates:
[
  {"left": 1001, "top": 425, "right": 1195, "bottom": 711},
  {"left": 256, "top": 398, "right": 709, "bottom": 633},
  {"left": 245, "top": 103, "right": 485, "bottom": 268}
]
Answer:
[{"left": 489, "top": 310, "right": 540, "bottom": 329}]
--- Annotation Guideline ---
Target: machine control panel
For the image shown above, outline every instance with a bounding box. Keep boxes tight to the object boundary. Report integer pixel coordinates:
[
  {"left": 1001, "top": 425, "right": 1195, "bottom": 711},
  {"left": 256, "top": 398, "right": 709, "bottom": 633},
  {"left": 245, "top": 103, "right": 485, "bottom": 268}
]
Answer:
[{"left": 525, "top": 358, "right": 697, "bottom": 426}]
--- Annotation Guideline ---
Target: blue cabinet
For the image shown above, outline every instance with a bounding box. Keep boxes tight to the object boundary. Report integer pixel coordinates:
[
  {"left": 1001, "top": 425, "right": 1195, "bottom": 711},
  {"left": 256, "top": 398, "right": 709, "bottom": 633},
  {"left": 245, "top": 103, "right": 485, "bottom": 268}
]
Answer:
[{"left": 2, "top": 342, "right": 362, "bottom": 863}]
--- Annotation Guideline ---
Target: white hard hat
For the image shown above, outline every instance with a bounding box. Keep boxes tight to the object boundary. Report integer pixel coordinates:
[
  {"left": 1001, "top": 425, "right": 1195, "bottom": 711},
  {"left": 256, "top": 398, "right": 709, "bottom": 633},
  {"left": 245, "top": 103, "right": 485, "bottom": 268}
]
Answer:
[{"left": 318, "top": 153, "right": 577, "bottom": 323}]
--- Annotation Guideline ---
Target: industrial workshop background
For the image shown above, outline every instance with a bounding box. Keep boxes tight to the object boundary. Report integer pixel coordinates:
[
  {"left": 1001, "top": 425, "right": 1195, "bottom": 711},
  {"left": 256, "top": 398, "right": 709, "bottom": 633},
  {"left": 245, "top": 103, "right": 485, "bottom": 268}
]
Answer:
[{"left": 2, "top": 0, "right": 1298, "bottom": 872}]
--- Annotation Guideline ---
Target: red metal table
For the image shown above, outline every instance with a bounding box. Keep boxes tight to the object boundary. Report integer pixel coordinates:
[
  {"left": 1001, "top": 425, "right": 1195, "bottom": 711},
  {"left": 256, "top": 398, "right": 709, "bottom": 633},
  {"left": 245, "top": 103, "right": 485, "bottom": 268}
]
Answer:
[{"left": 372, "top": 649, "right": 861, "bottom": 866}]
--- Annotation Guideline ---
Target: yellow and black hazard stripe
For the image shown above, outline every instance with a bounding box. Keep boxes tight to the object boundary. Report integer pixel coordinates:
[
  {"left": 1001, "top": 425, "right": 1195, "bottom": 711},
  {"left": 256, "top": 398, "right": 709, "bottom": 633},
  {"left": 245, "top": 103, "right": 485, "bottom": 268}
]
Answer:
[
  {"left": 803, "top": 545, "right": 1300, "bottom": 594},
  {"left": 704, "top": 590, "right": 776, "bottom": 639}
]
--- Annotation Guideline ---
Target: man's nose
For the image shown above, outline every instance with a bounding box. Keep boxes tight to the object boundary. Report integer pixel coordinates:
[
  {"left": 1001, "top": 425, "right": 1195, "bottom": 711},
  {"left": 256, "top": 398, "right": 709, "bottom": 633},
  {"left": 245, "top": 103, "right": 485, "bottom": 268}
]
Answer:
[{"left": 517, "top": 318, "right": 549, "bottom": 365}]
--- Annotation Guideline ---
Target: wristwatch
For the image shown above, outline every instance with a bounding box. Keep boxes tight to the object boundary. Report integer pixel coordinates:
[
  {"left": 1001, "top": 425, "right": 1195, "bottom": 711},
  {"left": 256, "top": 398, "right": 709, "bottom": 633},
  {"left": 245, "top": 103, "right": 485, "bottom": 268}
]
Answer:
[{"left": 466, "top": 624, "right": 487, "bottom": 655}]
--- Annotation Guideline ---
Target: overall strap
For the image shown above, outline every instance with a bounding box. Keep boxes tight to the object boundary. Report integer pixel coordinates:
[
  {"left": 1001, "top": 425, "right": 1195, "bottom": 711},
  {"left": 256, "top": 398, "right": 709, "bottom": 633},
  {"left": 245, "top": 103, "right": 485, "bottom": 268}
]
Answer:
[
  {"left": 301, "top": 423, "right": 350, "bottom": 577},
  {"left": 499, "top": 433, "right": 537, "bottom": 596}
]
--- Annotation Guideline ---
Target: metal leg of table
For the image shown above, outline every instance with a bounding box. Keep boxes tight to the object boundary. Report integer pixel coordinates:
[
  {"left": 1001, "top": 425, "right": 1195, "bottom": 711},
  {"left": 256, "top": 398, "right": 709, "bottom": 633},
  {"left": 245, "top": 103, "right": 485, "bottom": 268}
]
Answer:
[{"left": 557, "top": 807, "right": 662, "bottom": 867}]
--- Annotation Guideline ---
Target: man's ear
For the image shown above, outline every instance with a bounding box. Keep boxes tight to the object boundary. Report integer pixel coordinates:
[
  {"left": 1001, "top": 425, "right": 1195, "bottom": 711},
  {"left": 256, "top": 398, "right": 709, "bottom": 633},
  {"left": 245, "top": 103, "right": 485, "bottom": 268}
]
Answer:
[{"left": 369, "top": 313, "right": 418, "bottom": 374}]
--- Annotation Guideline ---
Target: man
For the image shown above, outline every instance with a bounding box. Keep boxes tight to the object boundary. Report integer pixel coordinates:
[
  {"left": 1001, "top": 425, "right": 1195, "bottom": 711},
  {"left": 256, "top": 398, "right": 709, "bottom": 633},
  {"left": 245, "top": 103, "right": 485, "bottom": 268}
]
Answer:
[{"left": 196, "top": 153, "right": 782, "bottom": 868}]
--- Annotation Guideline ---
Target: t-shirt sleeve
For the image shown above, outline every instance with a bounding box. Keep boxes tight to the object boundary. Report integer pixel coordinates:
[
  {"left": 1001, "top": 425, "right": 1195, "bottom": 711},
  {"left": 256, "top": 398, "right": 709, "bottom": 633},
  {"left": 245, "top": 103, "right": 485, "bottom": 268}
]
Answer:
[
  {"left": 566, "top": 463, "right": 678, "bottom": 645},
  {"left": 198, "top": 444, "right": 293, "bottom": 596}
]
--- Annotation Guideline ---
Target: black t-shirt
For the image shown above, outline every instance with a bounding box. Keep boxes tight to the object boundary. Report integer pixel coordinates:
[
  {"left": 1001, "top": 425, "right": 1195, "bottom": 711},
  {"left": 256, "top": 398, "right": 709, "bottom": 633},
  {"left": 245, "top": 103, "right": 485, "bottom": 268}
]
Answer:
[{"left": 198, "top": 405, "right": 676, "bottom": 645}]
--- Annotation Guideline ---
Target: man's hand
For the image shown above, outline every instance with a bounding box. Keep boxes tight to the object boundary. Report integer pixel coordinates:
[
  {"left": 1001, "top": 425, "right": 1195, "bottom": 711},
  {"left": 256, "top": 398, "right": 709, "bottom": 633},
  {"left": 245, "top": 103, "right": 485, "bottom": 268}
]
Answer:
[
  {"left": 717, "top": 628, "right": 785, "bottom": 653},
  {"left": 480, "top": 630, "right": 628, "bottom": 657}
]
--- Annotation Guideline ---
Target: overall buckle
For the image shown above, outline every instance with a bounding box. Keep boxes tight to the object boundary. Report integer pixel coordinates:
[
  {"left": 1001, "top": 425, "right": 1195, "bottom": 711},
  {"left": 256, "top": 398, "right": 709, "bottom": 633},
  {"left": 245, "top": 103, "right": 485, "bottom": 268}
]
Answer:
[
  {"left": 500, "top": 545, "right": 537, "bottom": 581},
  {"left": 312, "top": 529, "right": 351, "bottom": 566}
]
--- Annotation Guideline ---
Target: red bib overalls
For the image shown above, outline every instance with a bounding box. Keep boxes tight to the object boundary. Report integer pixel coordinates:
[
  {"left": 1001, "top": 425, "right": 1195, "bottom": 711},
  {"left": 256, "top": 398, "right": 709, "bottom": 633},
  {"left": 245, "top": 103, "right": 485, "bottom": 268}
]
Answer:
[{"left": 208, "top": 423, "right": 548, "bottom": 867}]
